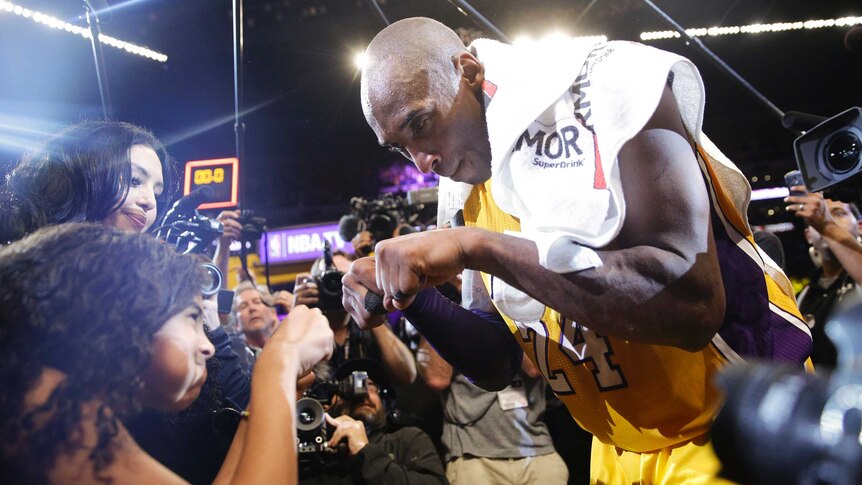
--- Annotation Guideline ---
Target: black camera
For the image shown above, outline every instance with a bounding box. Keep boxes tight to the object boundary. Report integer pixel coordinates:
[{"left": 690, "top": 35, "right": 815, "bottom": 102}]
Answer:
[
  {"left": 155, "top": 187, "right": 223, "bottom": 255},
  {"left": 309, "top": 240, "right": 344, "bottom": 311},
  {"left": 235, "top": 209, "right": 266, "bottom": 241},
  {"left": 712, "top": 297, "right": 862, "bottom": 485},
  {"left": 337, "top": 190, "right": 434, "bottom": 256},
  {"left": 337, "top": 195, "right": 406, "bottom": 247},
  {"left": 794, "top": 107, "right": 862, "bottom": 193},
  {"left": 296, "top": 396, "right": 332, "bottom": 456},
  {"left": 296, "top": 369, "right": 380, "bottom": 473},
  {"left": 200, "top": 262, "right": 235, "bottom": 314}
]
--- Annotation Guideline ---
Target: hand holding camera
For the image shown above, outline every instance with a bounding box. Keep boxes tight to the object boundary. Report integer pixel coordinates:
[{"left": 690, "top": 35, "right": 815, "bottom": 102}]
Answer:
[
  {"left": 294, "top": 272, "right": 320, "bottom": 308},
  {"left": 785, "top": 169, "right": 833, "bottom": 232},
  {"left": 216, "top": 210, "right": 243, "bottom": 245},
  {"left": 324, "top": 414, "right": 369, "bottom": 456}
]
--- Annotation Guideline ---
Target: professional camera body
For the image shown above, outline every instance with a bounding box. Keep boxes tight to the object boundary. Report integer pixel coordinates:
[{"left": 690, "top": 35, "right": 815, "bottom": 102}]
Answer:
[
  {"left": 235, "top": 209, "right": 266, "bottom": 241},
  {"left": 155, "top": 186, "right": 224, "bottom": 255},
  {"left": 713, "top": 297, "right": 862, "bottom": 485},
  {"left": 154, "top": 188, "right": 235, "bottom": 313},
  {"left": 297, "top": 370, "right": 383, "bottom": 472},
  {"left": 338, "top": 194, "right": 411, "bottom": 245},
  {"left": 794, "top": 106, "right": 862, "bottom": 193},
  {"left": 308, "top": 240, "right": 344, "bottom": 311},
  {"left": 337, "top": 189, "right": 436, "bottom": 256}
]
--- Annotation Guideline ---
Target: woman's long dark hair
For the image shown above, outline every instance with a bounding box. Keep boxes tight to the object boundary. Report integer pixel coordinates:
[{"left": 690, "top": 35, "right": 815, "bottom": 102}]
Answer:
[
  {"left": 0, "top": 223, "right": 206, "bottom": 482},
  {"left": 0, "top": 121, "right": 176, "bottom": 243}
]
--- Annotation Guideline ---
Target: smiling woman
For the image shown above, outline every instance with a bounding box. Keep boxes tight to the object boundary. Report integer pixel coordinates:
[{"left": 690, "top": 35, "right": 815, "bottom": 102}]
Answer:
[{"left": 0, "top": 121, "right": 175, "bottom": 243}]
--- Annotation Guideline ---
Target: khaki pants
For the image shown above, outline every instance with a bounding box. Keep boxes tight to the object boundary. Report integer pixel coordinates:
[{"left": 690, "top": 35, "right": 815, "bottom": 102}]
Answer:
[{"left": 446, "top": 452, "right": 569, "bottom": 485}]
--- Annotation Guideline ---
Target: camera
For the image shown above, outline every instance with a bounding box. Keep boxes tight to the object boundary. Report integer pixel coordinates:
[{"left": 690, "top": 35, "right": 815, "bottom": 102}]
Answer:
[
  {"left": 308, "top": 240, "right": 344, "bottom": 311},
  {"left": 296, "top": 396, "right": 331, "bottom": 456},
  {"left": 200, "top": 262, "right": 235, "bottom": 314},
  {"left": 712, "top": 296, "right": 862, "bottom": 485},
  {"left": 235, "top": 209, "right": 266, "bottom": 241},
  {"left": 201, "top": 262, "right": 223, "bottom": 297},
  {"left": 155, "top": 187, "right": 224, "bottom": 255},
  {"left": 784, "top": 169, "right": 806, "bottom": 197},
  {"left": 337, "top": 189, "right": 435, "bottom": 255},
  {"left": 296, "top": 369, "right": 382, "bottom": 473},
  {"left": 793, "top": 107, "right": 862, "bottom": 193}
]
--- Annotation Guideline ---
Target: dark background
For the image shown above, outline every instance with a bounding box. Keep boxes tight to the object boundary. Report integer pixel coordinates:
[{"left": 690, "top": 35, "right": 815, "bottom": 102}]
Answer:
[{"left": 1, "top": 0, "right": 860, "bottom": 277}]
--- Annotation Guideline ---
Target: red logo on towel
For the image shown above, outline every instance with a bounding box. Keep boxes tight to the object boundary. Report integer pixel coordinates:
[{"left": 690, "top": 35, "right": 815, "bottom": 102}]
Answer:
[
  {"left": 482, "top": 80, "right": 497, "bottom": 102},
  {"left": 593, "top": 133, "right": 606, "bottom": 190}
]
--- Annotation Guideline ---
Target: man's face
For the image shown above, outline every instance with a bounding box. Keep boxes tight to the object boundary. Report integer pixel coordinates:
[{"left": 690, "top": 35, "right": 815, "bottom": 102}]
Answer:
[
  {"left": 367, "top": 60, "right": 492, "bottom": 185},
  {"left": 806, "top": 200, "right": 861, "bottom": 251},
  {"left": 344, "top": 379, "right": 386, "bottom": 427},
  {"left": 235, "top": 288, "right": 276, "bottom": 335}
]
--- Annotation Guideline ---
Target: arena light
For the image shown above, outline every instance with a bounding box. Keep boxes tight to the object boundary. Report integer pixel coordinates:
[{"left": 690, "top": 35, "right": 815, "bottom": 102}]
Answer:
[
  {"left": 0, "top": 0, "right": 168, "bottom": 62},
  {"left": 750, "top": 186, "right": 790, "bottom": 201},
  {"left": 353, "top": 51, "right": 366, "bottom": 70},
  {"left": 513, "top": 32, "right": 608, "bottom": 48},
  {"left": 641, "top": 16, "right": 862, "bottom": 41}
]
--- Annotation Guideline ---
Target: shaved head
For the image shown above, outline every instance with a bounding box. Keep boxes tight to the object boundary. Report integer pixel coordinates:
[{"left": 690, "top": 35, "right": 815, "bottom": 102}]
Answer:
[{"left": 361, "top": 17, "right": 469, "bottom": 134}]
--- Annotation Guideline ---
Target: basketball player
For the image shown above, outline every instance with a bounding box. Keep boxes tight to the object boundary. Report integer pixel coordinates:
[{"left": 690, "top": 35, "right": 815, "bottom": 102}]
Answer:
[{"left": 342, "top": 17, "right": 811, "bottom": 483}]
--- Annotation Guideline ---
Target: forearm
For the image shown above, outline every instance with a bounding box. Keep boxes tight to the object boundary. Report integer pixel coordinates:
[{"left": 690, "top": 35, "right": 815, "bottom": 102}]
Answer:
[
  {"left": 402, "top": 288, "right": 520, "bottom": 390},
  {"left": 214, "top": 241, "right": 231, "bottom": 285},
  {"left": 371, "top": 324, "right": 417, "bottom": 385},
  {"left": 208, "top": 326, "right": 252, "bottom": 409},
  {"left": 416, "top": 337, "right": 453, "bottom": 392},
  {"left": 229, "top": 351, "right": 299, "bottom": 484},
  {"left": 212, "top": 420, "right": 247, "bottom": 485},
  {"left": 821, "top": 222, "right": 862, "bottom": 283},
  {"left": 462, "top": 227, "right": 723, "bottom": 350}
]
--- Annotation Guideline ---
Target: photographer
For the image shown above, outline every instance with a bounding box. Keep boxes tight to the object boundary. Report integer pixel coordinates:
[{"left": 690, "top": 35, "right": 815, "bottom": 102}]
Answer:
[
  {"left": 787, "top": 188, "right": 862, "bottom": 367},
  {"left": 301, "top": 359, "right": 446, "bottom": 485},
  {"left": 232, "top": 281, "right": 296, "bottom": 352},
  {"left": 294, "top": 251, "right": 416, "bottom": 386}
]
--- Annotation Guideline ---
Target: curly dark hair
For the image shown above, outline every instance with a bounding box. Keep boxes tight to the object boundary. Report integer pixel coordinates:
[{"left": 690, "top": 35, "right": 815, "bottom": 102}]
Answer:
[
  {"left": 0, "top": 121, "right": 177, "bottom": 243},
  {"left": 0, "top": 223, "right": 207, "bottom": 482}
]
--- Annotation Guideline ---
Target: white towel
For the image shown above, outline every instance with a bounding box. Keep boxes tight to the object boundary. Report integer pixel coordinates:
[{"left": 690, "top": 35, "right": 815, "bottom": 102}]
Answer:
[{"left": 437, "top": 39, "right": 753, "bottom": 320}]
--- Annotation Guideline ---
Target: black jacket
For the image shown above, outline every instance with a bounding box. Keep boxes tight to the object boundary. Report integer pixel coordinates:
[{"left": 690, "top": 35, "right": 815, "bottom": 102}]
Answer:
[{"left": 300, "top": 427, "right": 447, "bottom": 485}]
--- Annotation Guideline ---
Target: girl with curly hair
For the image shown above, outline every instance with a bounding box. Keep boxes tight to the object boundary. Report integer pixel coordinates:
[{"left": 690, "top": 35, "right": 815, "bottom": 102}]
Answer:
[
  {"left": 0, "top": 120, "right": 174, "bottom": 242},
  {"left": 0, "top": 223, "right": 334, "bottom": 484}
]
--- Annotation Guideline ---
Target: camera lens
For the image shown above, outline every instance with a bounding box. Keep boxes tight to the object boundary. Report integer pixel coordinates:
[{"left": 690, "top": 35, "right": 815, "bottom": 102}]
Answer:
[
  {"left": 201, "top": 262, "right": 222, "bottom": 297},
  {"left": 296, "top": 397, "right": 325, "bottom": 432},
  {"left": 824, "top": 131, "right": 862, "bottom": 174},
  {"left": 320, "top": 272, "right": 344, "bottom": 296},
  {"left": 299, "top": 410, "right": 315, "bottom": 426}
]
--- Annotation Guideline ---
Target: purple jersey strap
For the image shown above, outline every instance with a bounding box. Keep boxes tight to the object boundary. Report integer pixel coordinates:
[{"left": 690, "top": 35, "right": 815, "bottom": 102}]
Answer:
[{"left": 402, "top": 288, "right": 522, "bottom": 388}]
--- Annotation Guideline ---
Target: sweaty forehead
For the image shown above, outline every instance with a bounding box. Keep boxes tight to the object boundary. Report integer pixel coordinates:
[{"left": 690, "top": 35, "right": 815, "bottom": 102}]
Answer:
[{"left": 367, "top": 68, "right": 433, "bottom": 141}]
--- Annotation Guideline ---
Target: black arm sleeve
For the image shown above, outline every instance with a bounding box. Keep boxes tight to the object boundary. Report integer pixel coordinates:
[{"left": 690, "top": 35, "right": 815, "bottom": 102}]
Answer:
[
  {"left": 402, "top": 288, "right": 521, "bottom": 391},
  {"left": 358, "top": 428, "right": 448, "bottom": 485},
  {"left": 207, "top": 326, "right": 252, "bottom": 409}
]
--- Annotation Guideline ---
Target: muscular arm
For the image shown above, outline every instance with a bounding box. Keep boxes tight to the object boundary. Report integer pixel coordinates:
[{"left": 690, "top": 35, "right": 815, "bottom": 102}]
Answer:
[{"left": 376, "top": 88, "right": 725, "bottom": 351}]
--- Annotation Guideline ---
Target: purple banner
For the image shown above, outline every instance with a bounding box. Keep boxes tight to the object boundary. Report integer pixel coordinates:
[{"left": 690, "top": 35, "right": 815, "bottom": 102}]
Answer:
[{"left": 259, "top": 223, "right": 353, "bottom": 264}]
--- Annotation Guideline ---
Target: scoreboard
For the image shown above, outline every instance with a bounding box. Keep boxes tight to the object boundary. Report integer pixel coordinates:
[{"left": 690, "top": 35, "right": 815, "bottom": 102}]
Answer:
[{"left": 183, "top": 157, "right": 239, "bottom": 209}]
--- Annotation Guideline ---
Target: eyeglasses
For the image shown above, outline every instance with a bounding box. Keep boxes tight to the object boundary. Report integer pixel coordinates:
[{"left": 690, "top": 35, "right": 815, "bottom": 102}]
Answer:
[{"left": 387, "top": 144, "right": 412, "bottom": 162}]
